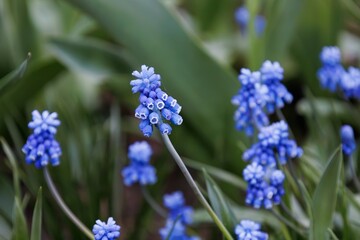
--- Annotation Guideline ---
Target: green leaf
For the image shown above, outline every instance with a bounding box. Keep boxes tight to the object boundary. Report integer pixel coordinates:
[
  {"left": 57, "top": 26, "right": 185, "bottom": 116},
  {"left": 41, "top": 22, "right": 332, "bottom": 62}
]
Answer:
[
  {"left": 203, "top": 170, "right": 237, "bottom": 230},
  {"left": 0, "top": 53, "right": 30, "bottom": 95},
  {"left": 310, "top": 147, "right": 342, "bottom": 240},
  {"left": 30, "top": 188, "right": 42, "bottom": 240},
  {"left": 48, "top": 37, "right": 132, "bottom": 78},
  {"left": 62, "top": 0, "right": 239, "bottom": 163},
  {"left": 12, "top": 198, "right": 29, "bottom": 240}
]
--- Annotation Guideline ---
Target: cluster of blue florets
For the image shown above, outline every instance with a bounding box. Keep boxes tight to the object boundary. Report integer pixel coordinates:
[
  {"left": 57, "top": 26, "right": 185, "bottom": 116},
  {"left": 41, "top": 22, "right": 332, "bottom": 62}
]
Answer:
[
  {"left": 122, "top": 141, "right": 157, "bottom": 186},
  {"left": 235, "top": 220, "right": 268, "bottom": 240},
  {"left": 159, "top": 191, "right": 198, "bottom": 240},
  {"left": 318, "top": 46, "right": 360, "bottom": 99},
  {"left": 131, "top": 65, "right": 183, "bottom": 137},
  {"left": 22, "top": 110, "right": 62, "bottom": 168},
  {"left": 341, "top": 125, "right": 356, "bottom": 156},
  {"left": 93, "top": 217, "right": 121, "bottom": 240},
  {"left": 243, "top": 162, "right": 285, "bottom": 209},
  {"left": 243, "top": 121, "right": 303, "bottom": 166},
  {"left": 235, "top": 6, "right": 266, "bottom": 36},
  {"left": 232, "top": 61, "right": 293, "bottom": 135}
]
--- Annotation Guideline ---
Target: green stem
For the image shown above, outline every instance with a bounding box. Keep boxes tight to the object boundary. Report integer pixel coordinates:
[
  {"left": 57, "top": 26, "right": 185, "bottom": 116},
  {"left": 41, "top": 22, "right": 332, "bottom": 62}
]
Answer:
[
  {"left": 161, "top": 134, "right": 233, "bottom": 240},
  {"left": 44, "top": 168, "right": 93, "bottom": 239},
  {"left": 348, "top": 155, "right": 360, "bottom": 192},
  {"left": 270, "top": 209, "right": 306, "bottom": 236},
  {"left": 141, "top": 186, "right": 167, "bottom": 218}
]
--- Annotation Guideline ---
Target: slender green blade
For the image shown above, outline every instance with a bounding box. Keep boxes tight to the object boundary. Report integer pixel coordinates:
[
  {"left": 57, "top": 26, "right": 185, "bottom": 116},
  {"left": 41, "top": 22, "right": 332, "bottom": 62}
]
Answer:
[
  {"left": 203, "top": 170, "right": 237, "bottom": 230},
  {"left": 12, "top": 198, "right": 29, "bottom": 240},
  {"left": 30, "top": 188, "right": 42, "bottom": 240},
  {"left": 0, "top": 53, "right": 30, "bottom": 95},
  {"left": 310, "top": 147, "right": 342, "bottom": 240}
]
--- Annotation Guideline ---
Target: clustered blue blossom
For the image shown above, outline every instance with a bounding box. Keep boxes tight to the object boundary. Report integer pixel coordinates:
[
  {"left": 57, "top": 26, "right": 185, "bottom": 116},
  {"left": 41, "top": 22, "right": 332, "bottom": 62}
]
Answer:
[
  {"left": 22, "top": 110, "right": 62, "bottom": 168},
  {"left": 243, "top": 162, "right": 285, "bottom": 209},
  {"left": 243, "top": 121, "right": 303, "bottom": 166},
  {"left": 130, "top": 65, "right": 183, "bottom": 137},
  {"left": 341, "top": 125, "right": 356, "bottom": 156},
  {"left": 122, "top": 141, "right": 157, "bottom": 186},
  {"left": 235, "top": 220, "right": 268, "bottom": 240},
  {"left": 93, "top": 217, "right": 121, "bottom": 240},
  {"left": 235, "top": 6, "right": 266, "bottom": 36},
  {"left": 160, "top": 191, "right": 198, "bottom": 240},
  {"left": 318, "top": 46, "right": 360, "bottom": 99},
  {"left": 232, "top": 61, "right": 293, "bottom": 136}
]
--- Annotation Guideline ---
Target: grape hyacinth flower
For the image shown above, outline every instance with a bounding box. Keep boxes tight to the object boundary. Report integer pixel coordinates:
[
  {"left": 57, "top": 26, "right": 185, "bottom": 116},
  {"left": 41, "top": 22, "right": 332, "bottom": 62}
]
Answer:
[
  {"left": 163, "top": 191, "right": 194, "bottom": 225},
  {"left": 243, "top": 121, "right": 302, "bottom": 166},
  {"left": 235, "top": 220, "right": 268, "bottom": 240},
  {"left": 130, "top": 65, "right": 183, "bottom": 137},
  {"left": 340, "top": 67, "right": 360, "bottom": 99},
  {"left": 159, "top": 220, "right": 199, "bottom": 240},
  {"left": 93, "top": 217, "right": 121, "bottom": 240},
  {"left": 232, "top": 68, "right": 269, "bottom": 135},
  {"left": 341, "top": 125, "right": 356, "bottom": 156},
  {"left": 235, "top": 6, "right": 266, "bottom": 36},
  {"left": 260, "top": 61, "right": 293, "bottom": 113},
  {"left": 243, "top": 162, "right": 285, "bottom": 209},
  {"left": 122, "top": 141, "right": 157, "bottom": 186},
  {"left": 317, "top": 46, "right": 345, "bottom": 92},
  {"left": 22, "top": 110, "right": 62, "bottom": 168}
]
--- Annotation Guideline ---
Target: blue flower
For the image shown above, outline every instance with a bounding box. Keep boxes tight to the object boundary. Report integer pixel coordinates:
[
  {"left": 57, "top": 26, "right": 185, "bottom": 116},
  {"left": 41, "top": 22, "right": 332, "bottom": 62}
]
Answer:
[
  {"left": 232, "top": 68, "right": 269, "bottom": 135},
  {"left": 243, "top": 163, "right": 285, "bottom": 209},
  {"left": 28, "top": 110, "right": 60, "bottom": 135},
  {"left": 318, "top": 64, "right": 345, "bottom": 92},
  {"left": 159, "top": 220, "right": 199, "bottom": 240},
  {"left": 235, "top": 220, "right": 268, "bottom": 240},
  {"left": 235, "top": 6, "right": 266, "bottom": 36},
  {"left": 122, "top": 141, "right": 157, "bottom": 186},
  {"left": 164, "top": 191, "right": 193, "bottom": 225},
  {"left": 131, "top": 65, "right": 183, "bottom": 137},
  {"left": 260, "top": 61, "right": 293, "bottom": 113},
  {"left": 22, "top": 110, "right": 62, "bottom": 168},
  {"left": 243, "top": 121, "right": 302, "bottom": 166},
  {"left": 340, "top": 67, "right": 360, "bottom": 99},
  {"left": 93, "top": 217, "right": 121, "bottom": 240},
  {"left": 341, "top": 125, "right": 356, "bottom": 156},
  {"left": 320, "top": 46, "right": 341, "bottom": 66}
]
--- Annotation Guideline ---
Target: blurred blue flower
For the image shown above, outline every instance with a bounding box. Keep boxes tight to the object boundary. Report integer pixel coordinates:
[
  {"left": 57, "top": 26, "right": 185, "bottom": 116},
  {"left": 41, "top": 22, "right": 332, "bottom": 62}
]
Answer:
[
  {"left": 122, "top": 141, "right": 157, "bottom": 186},
  {"left": 341, "top": 125, "right": 356, "bottom": 156},
  {"left": 131, "top": 65, "right": 183, "bottom": 137},
  {"left": 243, "top": 164, "right": 285, "bottom": 209},
  {"left": 164, "top": 191, "right": 193, "bottom": 225},
  {"left": 235, "top": 220, "right": 268, "bottom": 240},
  {"left": 232, "top": 68, "right": 269, "bottom": 135},
  {"left": 340, "top": 67, "right": 360, "bottom": 99},
  {"left": 243, "top": 121, "right": 302, "bottom": 166},
  {"left": 260, "top": 61, "right": 293, "bottom": 113},
  {"left": 320, "top": 46, "right": 341, "bottom": 66},
  {"left": 159, "top": 220, "right": 199, "bottom": 240},
  {"left": 22, "top": 110, "right": 62, "bottom": 168},
  {"left": 93, "top": 217, "right": 121, "bottom": 240},
  {"left": 235, "top": 6, "right": 266, "bottom": 36}
]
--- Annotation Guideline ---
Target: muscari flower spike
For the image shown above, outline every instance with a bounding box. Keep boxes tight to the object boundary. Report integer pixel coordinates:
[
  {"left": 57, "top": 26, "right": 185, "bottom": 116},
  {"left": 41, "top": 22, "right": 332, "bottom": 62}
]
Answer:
[
  {"left": 317, "top": 46, "right": 345, "bottom": 92},
  {"left": 159, "top": 220, "right": 199, "bottom": 240},
  {"left": 22, "top": 110, "right": 62, "bottom": 168},
  {"left": 340, "top": 67, "right": 360, "bottom": 99},
  {"left": 93, "top": 217, "right": 121, "bottom": 240},
  {"left": 341, "top": 125, "right": 356, "bottom": 156},
  {"left": 243, "top": 121, "right": 302, "bottom": 166},
  {"left": 163, "top": 191, "right": 194, "bottom": 225},
  {"left": 122, "top": 141, "right": 157, "bottom": 186},
  {"left": 235, "top": 220, "right": 268, "bottom": 240},
  {"left": 243, "top": 162, "right": 285, "bottom": 209},
  {"left": 130, "top": 65, "right": 183, "bottom": 137},
  {"left": 232, "top": 68, "right": 269, "bottom": 136},
  {"left": 260, "top": 61, "right": 293, "bottom": 113},
  {"left": 235, "top": 6, "right": 266, "bottom": 36}
]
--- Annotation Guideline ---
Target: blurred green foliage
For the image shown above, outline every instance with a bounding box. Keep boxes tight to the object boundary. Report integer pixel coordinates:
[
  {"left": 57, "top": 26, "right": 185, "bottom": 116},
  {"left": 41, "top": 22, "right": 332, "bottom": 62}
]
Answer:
[{"left": 0, "top": 0, "right": 360, "bottom": 239}]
